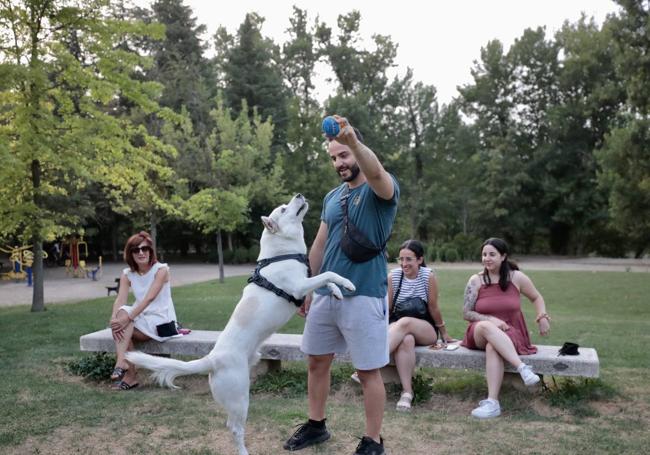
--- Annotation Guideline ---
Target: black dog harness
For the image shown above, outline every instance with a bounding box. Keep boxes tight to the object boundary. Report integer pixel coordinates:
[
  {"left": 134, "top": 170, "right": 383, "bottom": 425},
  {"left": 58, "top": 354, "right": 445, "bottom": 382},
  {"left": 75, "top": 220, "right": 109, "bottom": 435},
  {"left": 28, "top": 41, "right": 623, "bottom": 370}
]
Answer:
[{"left": 247, "top": 254, "right": 311, "bottom": 307}]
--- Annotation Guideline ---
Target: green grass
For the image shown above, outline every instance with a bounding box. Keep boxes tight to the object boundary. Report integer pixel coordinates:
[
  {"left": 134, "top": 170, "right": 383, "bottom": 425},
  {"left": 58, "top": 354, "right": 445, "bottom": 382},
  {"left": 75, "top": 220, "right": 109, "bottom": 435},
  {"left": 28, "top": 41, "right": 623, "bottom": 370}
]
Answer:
[{"left": 1, "top": 270, "right": 649, "bottom": 454}]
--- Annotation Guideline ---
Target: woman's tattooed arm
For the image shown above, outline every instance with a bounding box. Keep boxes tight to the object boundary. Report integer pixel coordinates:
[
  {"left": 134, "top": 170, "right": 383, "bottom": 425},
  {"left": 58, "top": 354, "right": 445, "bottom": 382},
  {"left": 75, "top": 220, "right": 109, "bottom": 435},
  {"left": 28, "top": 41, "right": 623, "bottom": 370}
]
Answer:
[{"left": 463, "top": 277, "right": 491, "bottom": 322}]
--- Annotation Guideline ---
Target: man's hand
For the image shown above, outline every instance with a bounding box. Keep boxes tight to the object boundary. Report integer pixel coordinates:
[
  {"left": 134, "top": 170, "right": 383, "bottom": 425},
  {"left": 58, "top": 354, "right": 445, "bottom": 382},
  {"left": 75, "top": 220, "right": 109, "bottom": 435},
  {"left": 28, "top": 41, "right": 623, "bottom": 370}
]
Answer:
[{"left": 331, "top": 115, "right": 357, "bottom": 147}]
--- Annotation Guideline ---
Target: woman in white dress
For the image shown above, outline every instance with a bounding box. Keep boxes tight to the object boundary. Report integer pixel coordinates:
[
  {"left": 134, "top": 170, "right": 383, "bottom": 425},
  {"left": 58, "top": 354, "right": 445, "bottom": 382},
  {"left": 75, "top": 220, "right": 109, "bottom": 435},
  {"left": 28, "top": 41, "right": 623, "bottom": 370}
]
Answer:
[{"left": 109, "top": 231, "right": 179, "bottom": 390}]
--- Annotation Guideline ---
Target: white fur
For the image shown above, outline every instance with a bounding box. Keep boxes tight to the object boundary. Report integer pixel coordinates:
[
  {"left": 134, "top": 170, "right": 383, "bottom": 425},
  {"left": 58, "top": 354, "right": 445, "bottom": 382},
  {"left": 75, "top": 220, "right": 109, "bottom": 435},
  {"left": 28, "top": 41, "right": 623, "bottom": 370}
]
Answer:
[{"left": 126, "top": 194, "right": 354, "bottom": 455}]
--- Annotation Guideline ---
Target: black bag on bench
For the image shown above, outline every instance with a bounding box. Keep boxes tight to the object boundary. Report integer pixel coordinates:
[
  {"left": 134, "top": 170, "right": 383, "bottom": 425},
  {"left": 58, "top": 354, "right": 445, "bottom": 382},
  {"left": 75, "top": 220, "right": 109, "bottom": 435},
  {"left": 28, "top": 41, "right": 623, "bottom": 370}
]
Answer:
[
  {"left": 558, "top": 342, "right": 579, "bottom": 356},
  {"left": 156, "top": 321, "right": 179, "bottom": 337}
]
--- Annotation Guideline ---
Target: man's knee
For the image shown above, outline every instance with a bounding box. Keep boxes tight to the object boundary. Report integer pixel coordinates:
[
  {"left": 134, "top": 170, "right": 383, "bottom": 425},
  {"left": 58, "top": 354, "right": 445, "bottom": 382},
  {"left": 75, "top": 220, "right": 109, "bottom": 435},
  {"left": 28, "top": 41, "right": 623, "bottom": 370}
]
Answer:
[
  {"left": 357, "top": 368, "right": 382, "bottom": 383},
  {"left": 308, "top": 354, "right": 333, "bottom": 374}
]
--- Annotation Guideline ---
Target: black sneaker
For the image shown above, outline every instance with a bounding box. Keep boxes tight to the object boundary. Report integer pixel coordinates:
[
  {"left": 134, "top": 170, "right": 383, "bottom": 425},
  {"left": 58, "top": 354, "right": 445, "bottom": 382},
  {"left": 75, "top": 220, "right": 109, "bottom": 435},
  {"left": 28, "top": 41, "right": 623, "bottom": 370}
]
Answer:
[
  {"left": 283, "top": 420, "right": 331, "bottom": 451},
  {"left": 354, "top": 436, "right": 385, "bottom": 455}
]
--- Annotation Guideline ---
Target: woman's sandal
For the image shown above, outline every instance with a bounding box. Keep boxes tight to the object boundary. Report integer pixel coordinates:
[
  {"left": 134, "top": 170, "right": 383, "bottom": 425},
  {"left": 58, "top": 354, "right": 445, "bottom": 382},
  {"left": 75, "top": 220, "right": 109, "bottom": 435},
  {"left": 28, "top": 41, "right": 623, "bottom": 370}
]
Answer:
[
  {"left": 396, "top": 392, "right": 413, "bottom": 411},
  {"left": 110, "top": 367, "right": 128, "bottom": 381},
  {"left": 112, "top": 380, "right": 139, "bottom": 391}
]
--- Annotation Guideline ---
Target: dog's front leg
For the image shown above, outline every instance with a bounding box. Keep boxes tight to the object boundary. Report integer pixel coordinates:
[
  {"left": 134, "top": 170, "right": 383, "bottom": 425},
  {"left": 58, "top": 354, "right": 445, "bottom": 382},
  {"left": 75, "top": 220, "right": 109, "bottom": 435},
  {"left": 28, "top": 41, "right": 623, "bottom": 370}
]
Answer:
[{"left": 294, "top": 271, "right": 355, "bottom": 298}]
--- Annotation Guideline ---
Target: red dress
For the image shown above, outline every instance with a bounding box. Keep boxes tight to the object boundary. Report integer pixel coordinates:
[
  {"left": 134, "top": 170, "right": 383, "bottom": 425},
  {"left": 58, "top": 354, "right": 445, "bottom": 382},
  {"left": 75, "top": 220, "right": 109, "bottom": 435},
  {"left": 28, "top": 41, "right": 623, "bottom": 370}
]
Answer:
[{"left": 461, "top": 282, "right": 537, "bottom": 355}]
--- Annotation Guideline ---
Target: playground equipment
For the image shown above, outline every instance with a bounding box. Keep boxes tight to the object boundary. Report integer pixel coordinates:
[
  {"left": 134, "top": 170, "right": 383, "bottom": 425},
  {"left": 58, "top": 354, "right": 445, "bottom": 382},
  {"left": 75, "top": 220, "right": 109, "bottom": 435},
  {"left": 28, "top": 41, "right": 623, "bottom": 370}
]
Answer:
[
  {"left": 61, "top": 235, "right": 103, "bottom": 280},
  {"left": 0, "top": 244, "right": 46, "bottom": 286},
  {"left": 1, "top": 237, "right": 102, "bottom": 284},
  {"left": 86, "top": 256, "right": 103, "bottom": 281},
  {"left": 64, "top": 235, "right": 89, "bottom": 278}
]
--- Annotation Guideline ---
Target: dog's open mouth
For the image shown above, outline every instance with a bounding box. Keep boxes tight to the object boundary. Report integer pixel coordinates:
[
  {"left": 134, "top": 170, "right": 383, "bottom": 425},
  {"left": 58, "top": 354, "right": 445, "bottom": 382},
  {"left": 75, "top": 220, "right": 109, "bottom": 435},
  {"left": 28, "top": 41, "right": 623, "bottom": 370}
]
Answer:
[{"left": 296, "top": 203, "right": 307, "bottom": 216}]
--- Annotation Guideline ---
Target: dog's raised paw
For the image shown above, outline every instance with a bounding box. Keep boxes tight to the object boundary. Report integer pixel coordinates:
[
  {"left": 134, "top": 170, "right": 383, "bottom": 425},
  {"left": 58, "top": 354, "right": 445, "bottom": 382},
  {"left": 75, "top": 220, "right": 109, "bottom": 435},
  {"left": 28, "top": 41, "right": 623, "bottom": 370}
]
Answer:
[
  {"left": 327, "top": 283, "right": 344, "bottom": 300},
  {"left": 341, "top": 279, "right": 355, "bottom": 293}
]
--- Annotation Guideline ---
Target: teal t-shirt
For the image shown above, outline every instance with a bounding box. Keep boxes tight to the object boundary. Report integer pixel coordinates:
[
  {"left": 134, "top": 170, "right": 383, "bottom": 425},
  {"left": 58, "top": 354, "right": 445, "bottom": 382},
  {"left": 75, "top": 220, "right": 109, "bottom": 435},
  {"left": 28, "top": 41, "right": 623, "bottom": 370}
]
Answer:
[{"left": 315, "top": 175, "right": 400, "bottom": 298}]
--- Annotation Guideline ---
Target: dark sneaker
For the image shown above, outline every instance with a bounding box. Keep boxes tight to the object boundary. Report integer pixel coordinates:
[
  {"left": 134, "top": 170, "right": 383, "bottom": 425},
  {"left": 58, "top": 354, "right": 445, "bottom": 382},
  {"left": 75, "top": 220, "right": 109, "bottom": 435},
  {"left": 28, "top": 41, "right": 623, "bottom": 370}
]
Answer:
[
  {"left": 354, "top": 436, "right": 385, "bottom": 455},
  {"left": 283, "top": 421, "right": 331, "bottom": 451}
]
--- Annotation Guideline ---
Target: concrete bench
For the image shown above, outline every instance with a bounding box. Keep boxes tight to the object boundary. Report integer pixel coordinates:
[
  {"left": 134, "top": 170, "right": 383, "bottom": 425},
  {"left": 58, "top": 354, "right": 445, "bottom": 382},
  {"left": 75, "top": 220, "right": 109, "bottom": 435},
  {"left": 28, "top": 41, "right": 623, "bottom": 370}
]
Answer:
[{"left": 80, "top": 328, "right": 599, "bottom": 379}]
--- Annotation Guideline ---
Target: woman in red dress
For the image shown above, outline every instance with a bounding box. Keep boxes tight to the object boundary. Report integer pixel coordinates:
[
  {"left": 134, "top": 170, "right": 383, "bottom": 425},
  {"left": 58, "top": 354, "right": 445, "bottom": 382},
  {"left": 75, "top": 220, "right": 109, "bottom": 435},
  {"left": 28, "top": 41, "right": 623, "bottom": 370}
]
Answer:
[{"left": 461, "top": 238, "right": 551, "bottom": 419}]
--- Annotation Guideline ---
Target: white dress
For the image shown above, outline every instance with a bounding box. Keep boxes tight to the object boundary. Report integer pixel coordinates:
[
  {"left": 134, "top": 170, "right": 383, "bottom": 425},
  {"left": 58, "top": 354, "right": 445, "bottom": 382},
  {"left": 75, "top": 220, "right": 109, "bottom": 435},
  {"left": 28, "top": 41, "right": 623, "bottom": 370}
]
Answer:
[{"left": 119, "top": 262, "right": 179, "bottom": 341}]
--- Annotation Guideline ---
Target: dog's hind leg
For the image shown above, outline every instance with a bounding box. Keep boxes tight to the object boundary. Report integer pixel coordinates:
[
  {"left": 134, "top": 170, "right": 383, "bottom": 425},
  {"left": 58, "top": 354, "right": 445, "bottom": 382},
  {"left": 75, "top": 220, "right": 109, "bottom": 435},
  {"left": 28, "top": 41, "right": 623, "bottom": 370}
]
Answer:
[{"left": 209, "top": 362, "right": 251, "bottom": 455}]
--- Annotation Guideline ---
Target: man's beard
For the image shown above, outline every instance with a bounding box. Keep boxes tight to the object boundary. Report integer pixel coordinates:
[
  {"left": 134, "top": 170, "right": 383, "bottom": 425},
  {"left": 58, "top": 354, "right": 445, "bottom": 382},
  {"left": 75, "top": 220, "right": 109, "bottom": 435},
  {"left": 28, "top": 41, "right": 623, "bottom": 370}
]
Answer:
[{"left": 339, "top": 163, "right": 360, "bottom": 182}]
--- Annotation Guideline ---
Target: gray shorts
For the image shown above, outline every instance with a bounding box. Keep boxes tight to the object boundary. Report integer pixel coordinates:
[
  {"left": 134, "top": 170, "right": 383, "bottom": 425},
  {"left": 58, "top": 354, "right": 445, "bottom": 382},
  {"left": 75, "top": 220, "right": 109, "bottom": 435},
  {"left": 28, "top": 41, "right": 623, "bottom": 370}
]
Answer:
[{"left": 301, "top": 293, "right": 389, "bottom": 370}]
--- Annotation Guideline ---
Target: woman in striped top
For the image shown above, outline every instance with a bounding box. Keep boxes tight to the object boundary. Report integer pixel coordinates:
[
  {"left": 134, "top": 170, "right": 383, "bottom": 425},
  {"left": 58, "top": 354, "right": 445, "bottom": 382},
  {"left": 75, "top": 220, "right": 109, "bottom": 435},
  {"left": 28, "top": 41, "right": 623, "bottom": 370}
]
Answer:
[{"left": 386, "top": 239, "right": 455, "bottom": 410}]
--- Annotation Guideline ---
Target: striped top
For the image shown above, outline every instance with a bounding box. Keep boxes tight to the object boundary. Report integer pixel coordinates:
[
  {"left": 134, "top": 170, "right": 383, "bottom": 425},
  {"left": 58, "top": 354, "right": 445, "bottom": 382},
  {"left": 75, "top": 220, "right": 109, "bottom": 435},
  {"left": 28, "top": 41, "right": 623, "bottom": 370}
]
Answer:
[{"left": 390, "top": 266, "right": 434, "bottom": 303}]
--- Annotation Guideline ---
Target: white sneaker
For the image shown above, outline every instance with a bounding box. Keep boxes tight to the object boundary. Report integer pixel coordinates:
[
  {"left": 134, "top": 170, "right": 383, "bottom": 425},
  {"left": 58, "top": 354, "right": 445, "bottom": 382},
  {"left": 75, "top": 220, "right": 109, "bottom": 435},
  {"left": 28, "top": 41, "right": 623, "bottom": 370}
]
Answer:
[
  {"left": 517, "top": 363, "right": 540, "bottom": 386},
  {"left": 471, "top": 399, "right": 501, "bottom": 419}
]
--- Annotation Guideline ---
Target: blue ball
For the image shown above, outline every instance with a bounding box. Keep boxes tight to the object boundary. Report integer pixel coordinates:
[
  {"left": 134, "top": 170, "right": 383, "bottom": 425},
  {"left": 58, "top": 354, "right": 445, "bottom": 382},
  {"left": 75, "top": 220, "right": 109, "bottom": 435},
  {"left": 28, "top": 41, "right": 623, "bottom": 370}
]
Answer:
[{"left": 322, "top": 116, "right": 340, "bottom": 138}]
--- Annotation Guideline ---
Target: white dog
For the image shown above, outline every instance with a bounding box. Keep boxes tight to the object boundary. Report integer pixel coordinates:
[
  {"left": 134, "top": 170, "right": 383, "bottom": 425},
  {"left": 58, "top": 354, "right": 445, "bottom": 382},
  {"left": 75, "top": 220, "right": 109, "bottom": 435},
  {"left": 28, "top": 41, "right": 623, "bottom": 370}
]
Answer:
[{"left": 126, "top": 194, "right": 355, "bottom": 455}]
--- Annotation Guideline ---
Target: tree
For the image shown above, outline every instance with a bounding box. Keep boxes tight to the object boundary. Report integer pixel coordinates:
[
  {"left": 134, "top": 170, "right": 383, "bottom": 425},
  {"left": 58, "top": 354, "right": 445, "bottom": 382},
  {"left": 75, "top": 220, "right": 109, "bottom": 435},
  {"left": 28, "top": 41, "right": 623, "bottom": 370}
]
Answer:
[
  {"left": 545, "top": 18, "right": 624, "bottom": 254},
  {"left": 0, "top": 0, "right": 175, "bottom": 311},
  {"left": 459, "top": 40, "right": 535, "bottom": 247},
  {"left": 317, "top": 10, "right": 399, "bottom": 157},
  {"left": 596, "top": 0, "right": 650, "bottom": 256},
  {"left": 184, "top": 97, "right": 288, "bottom": 277},
  {"left": 213, "top": 13, "right": 289, "bottom": 149},
  {"left": 147, "top": 0, "right": 215, "bottom": 138},
  {"left": 384, "top": 68, "right": 440, "bottom": 241},
  {"left": 280, "top": 7, "right": 335, "bottom": 237},
  {"left": 597, "top": 120, "right": 650, "bottom": 256},
  {"left": 185, "top": 188, "right": 247, "bottom": 282}
]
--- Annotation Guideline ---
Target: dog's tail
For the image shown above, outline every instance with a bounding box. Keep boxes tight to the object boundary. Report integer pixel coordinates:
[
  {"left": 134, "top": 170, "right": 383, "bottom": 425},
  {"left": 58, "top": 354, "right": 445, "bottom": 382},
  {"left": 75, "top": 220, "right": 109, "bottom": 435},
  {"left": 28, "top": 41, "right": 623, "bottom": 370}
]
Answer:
[{"left": 125, "top": 351, "right": 214, "bottom": 389}]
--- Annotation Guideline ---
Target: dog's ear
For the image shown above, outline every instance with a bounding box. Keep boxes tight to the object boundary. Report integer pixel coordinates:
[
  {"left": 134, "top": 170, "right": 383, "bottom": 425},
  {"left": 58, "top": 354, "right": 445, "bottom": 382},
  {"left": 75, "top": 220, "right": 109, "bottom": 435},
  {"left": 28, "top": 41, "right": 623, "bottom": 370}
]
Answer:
[{"left": 261, "top": 216, "right": 279, "bottom": 234}]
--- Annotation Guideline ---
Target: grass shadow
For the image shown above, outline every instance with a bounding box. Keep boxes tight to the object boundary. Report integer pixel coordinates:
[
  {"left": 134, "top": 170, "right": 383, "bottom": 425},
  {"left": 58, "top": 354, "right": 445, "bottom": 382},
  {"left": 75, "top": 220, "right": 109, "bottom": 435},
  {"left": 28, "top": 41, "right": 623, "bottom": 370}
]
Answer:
[{"left": 544, "top": 377, "right": 617, "bottom": 417}]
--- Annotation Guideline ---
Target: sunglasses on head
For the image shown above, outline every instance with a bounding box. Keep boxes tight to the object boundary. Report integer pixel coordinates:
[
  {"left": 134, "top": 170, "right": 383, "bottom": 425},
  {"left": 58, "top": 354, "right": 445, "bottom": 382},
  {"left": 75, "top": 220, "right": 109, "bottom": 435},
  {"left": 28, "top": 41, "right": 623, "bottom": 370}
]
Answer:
[{"left": 131, "top": 246, "right": 152, "bottom": 254}]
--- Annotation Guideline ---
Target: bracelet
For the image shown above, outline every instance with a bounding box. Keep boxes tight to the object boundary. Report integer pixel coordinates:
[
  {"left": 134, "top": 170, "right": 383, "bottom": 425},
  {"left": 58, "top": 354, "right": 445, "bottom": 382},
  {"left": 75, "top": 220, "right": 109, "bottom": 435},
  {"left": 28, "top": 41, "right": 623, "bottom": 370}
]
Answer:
[
  {"left": 435, "top": 321, "right": 446, "bottom": 328},
  {"left": 535, "top": 313, "right": 551, "bottom": 323}
]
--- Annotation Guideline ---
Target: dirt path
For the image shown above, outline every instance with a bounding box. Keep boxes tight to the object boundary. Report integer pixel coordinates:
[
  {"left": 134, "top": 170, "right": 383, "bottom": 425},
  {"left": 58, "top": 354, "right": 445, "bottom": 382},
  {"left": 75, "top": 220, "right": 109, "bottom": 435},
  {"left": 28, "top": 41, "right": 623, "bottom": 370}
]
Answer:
[{"left": 1, "top": 256, "right": 648, "bottom": 307}]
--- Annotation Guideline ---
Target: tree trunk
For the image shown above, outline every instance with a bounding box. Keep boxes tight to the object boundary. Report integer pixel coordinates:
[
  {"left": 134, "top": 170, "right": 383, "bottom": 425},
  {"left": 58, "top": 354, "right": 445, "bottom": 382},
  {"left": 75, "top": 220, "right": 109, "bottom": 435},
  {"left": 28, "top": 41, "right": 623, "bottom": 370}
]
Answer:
[
  {"left": 31, "top": 240, "right": 45, "bottom": 312},
  {"left": 150, "top": 213, "right": 158, "bottom": 252},
  {"left": 462, "top": 201, "right": 469, "bottom": 235},
  {"left": 30, "top": 159, "right": 45, "bottom": 312},
  {"left": 217, "top": 231, "right": 224, "bottom": 283},
  {"left": 111, "top": 225, "right": 119, "bottom": 261}
]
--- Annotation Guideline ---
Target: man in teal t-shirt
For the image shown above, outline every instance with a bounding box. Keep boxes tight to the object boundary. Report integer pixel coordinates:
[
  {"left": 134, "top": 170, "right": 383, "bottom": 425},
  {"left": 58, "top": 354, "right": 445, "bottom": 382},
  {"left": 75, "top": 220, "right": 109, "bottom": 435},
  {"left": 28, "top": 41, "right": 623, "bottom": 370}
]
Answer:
[{"left": 284, "top": 116, "right": 399, "bottom": 455}]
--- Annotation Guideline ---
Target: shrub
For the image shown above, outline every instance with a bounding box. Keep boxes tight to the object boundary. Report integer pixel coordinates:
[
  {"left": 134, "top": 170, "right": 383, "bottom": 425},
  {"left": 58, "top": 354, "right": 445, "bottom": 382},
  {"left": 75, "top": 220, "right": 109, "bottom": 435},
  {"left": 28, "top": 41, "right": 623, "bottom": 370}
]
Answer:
[
  {"left": 426, "top": 243, "right": 439, "bottom": 263},
  {"left": 232, "top": 247, "right": 249, "bottom": 264},
  {"left": 450, "top": 233, "right": 482, "bottom": 261},
  {"left": 546, "top": 377, "right": 616, "bottom": 417},
  {"left": 247, "top": 245, "right": 260, "bottom": 262},
  {"left": 67, "top": 352, "right": 115, "bottom": 382},
  {"left": 385, "top": 240, "right": 400, "bottom": 263},
  {"left": 222, "top": 249, "right": 234, "bottom": 263},
  {"left": 441, "top": 246, "right": 459, "bottom": 262}
]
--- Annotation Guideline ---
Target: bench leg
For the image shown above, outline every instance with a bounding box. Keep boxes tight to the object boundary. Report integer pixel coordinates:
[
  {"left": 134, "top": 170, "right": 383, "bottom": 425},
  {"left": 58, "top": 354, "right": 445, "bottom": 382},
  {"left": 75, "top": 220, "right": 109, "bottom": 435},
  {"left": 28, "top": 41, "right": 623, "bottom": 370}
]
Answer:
[
  {"left": 379, "top": 365, "right": 401, "bottom": 384},
  {"left": 502, "top": 371, "right": 544, "bottom": 392}
]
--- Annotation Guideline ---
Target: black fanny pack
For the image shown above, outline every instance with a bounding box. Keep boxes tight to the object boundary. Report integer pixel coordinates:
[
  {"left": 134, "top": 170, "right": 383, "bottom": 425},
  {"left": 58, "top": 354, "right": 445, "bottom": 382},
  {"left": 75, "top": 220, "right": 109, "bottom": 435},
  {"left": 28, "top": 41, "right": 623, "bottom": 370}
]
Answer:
[{"left": 339, "top": 186, "right": 386, "bottom": 263}]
